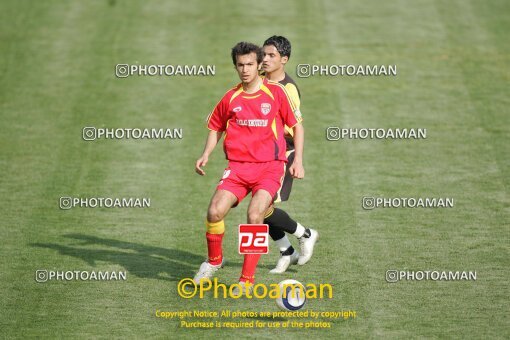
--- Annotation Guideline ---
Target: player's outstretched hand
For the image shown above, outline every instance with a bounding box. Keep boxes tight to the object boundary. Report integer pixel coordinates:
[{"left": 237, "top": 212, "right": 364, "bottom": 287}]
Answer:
[
  {"left": 195, "top": 155, "right": 208, "bottom": 176},
  {"left": 289, "top": 162, "right": 305, "bottom": 179}
]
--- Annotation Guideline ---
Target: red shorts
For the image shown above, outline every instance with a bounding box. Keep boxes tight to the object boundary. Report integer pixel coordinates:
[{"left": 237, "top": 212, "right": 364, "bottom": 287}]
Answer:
[{"left": 217, "top": 160, "right": 286, "bottom": 204}]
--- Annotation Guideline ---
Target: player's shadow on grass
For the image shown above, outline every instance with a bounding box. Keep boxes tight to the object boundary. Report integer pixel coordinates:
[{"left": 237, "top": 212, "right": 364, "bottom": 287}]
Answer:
[{"left": 30, "top": 234, "right": 278, "bottom": 282}]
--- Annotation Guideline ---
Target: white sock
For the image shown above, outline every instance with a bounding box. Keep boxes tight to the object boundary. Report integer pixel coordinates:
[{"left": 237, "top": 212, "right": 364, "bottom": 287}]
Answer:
[
  {"left": 275, "top": 236, "right": 292, "bottom": 252},
  {"left": 293, "top": 223, "right": 306, "bottom": 238}
]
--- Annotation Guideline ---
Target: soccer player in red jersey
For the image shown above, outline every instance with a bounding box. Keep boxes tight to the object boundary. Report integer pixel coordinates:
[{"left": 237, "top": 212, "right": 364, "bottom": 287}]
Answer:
[{"left": 193, "top": 42, "right": 304, "bottom": 293}]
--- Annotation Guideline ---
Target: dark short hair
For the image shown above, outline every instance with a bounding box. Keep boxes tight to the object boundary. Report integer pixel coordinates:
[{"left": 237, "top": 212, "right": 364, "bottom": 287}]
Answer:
[
  {"left": 231, "top": 42, "right": 263, "bottom": 65},
  {"left": 263, "top": 35, "right": 291, "bottom": 59}
]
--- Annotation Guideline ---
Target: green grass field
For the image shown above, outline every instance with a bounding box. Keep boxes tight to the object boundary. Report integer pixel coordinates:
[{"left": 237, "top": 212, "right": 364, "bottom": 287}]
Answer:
[{"left": 1, "top": 0, "right": 508, "bottom": 338}]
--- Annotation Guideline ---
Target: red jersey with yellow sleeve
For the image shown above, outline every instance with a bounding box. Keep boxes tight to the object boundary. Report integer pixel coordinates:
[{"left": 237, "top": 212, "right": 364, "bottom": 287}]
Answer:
[{"left": 206, "top": 77, "right": 302, "bottom": 163}]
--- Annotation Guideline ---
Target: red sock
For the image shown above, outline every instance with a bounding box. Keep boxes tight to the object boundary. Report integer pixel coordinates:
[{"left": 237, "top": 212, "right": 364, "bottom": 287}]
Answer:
[
  {"left": 206, "top": 232, "right": 224, "bottom": 265},
  {"left": 240, "top": 254, "right": 261, "bottom": 283}
]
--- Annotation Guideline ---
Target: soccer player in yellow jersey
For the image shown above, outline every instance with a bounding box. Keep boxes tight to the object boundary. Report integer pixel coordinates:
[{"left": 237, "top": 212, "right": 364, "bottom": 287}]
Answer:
[{"left": 261, "top": 36, "right": 319, "bottom": 273}]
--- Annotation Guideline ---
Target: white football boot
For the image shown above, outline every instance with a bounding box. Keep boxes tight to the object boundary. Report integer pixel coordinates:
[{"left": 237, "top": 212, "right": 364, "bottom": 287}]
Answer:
[
  {"left": 193, "top": 259, "right": 225, "bottom": 285},
  {"left": 298, "top": 229, "right": 319, "bottom": 265},
  {"left": 269, "top": 251, "right": 300, "bottom": 274},
  {"left": 231, "top": 281, "right": 254, "bottom": 297}
]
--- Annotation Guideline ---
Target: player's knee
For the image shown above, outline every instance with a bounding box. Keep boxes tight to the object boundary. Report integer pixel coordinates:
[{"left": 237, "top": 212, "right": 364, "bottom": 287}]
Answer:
[
  {"left": 247, "top": 209, "right": 264, "bottom": 224},
  {"left": 207, "top": 206, "right": 225, "bottom": 223},
  {"left": 207, "top": 211, "right": 223, "bottom": 223}
]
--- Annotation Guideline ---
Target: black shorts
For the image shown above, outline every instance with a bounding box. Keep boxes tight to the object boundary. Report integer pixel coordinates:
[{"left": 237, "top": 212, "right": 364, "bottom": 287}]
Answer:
[{"left": 275, "top": 150, "right": 295, "bottom": 202}]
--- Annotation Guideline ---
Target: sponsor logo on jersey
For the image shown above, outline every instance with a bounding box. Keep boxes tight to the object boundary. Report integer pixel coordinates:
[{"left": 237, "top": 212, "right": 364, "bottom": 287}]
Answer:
[
  {"left": 236, "top": 119, "right": 268, "bottom": 127},
  {"left": 233, "top": 106, "right": 242, "bottom": 112}
]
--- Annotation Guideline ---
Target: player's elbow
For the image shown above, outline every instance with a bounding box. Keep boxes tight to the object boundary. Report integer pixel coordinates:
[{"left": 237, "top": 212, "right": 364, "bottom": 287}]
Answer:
[{"left": 293, "top": 123, "right": 304, "bottom": 135}]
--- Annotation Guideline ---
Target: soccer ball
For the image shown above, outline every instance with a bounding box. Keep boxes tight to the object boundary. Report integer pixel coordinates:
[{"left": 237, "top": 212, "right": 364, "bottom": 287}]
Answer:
[{"left": 275, "top": 279, "right": 306, "bottom": 311}]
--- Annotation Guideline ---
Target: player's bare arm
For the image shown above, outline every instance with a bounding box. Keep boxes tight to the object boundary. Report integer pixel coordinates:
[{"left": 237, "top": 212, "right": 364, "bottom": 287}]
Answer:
[
  {"left": 195, "top": 130, "right": 223, "bottom": 176},
  {"left": 289, "top": 123, "right": 304, "bottom": 179}
]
